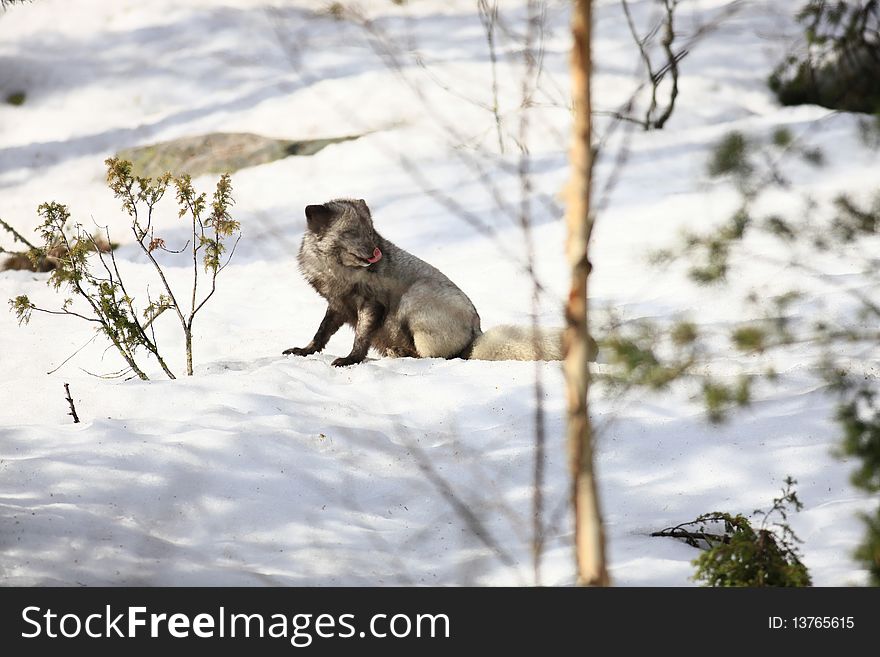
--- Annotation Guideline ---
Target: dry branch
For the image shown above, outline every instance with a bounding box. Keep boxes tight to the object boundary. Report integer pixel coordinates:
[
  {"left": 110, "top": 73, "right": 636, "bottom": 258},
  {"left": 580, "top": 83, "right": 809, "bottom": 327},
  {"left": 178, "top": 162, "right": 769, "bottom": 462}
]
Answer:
[{"left": 63, "top": 383, "right": 80, "bottom": 423}]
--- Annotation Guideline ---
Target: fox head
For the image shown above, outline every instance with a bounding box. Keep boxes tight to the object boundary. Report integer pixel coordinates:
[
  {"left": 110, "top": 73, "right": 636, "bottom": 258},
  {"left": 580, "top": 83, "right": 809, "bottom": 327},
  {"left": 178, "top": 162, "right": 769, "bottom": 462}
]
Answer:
[{"left": 303, "top": 198, "right": 383, "bottom": 268}]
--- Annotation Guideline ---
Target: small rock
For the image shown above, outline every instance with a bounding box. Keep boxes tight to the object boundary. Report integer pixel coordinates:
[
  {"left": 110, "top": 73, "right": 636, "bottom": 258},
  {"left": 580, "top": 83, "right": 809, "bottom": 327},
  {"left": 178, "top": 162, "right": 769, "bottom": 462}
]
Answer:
[{"left": 116, "top": 131, "right": 364, "bottom": 178}]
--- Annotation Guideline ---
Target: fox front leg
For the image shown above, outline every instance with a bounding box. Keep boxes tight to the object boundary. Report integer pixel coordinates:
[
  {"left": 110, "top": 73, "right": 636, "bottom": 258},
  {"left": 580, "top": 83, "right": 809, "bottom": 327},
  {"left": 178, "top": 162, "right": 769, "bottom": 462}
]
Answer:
[
  {"left": 332, "top": 300, "right": 385, "bottom": 367},
  {"left": 283, "top": 305, "right": 344, "bottom": 356}
]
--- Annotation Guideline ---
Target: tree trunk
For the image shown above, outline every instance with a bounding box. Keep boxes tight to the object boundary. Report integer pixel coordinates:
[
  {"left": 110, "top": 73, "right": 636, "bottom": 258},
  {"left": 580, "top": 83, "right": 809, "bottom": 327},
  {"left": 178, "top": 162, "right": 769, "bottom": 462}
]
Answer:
[
  {"left": 564, "top": 0, "right": 610, "bottom": 587},
  {"left": 185, "top": 329, "right": 193, "bottom": 376}
]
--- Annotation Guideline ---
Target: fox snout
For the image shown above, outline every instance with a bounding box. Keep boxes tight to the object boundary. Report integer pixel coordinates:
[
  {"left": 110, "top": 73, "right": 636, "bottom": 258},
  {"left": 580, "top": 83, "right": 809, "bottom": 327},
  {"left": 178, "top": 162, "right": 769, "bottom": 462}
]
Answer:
[{"left": 348, "top": 245, "right": 382, "bottom": 267}]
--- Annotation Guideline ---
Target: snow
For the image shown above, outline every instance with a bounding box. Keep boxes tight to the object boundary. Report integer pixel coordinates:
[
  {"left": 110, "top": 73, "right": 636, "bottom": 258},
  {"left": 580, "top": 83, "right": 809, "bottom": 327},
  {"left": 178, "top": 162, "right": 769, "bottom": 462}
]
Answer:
[{"left": 0, "top": 0, "right": 876, "bottom": 586}]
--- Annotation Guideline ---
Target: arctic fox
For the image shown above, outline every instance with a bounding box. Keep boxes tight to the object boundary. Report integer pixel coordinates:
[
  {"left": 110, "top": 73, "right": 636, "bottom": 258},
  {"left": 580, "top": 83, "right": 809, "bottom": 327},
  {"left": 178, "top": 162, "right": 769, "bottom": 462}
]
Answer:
[{"left": 283, "top": 198, "right": 563, "bottom": 367}]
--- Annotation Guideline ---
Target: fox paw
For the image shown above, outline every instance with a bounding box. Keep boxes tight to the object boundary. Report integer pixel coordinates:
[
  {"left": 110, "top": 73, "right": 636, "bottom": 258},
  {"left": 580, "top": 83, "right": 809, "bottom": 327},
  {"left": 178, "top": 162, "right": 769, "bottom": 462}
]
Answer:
[
  {"left": 331, "top": 356, "right": 362, "bottom": 367},
  {"left": 283, "top": 347, "right": 313, "bottom": 356}
]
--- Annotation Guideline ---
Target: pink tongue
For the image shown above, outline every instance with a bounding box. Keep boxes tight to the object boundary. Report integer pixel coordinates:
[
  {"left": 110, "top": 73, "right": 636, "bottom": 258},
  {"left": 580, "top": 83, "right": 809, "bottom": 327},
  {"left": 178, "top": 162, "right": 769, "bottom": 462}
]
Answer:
[{"left": 367, "top": 247, "right": 382, "bottom": 264}]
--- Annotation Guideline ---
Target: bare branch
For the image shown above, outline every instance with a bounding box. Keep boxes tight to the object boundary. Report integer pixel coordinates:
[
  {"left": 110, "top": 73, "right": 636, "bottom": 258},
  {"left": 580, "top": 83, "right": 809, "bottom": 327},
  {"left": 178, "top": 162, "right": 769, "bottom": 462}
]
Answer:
[
  {"left": 478, "top": 0, "right": 506, "bottom": 153},
  {"left": 27, "top": 305, "right": 103, "bottom": 324},
  {"left": 46, "top": 332, "right": 101, "bottom": 375},
  {"left": 63, "top": 383, "right": 80, "bottom": 423},
  {"left": 407, "top": 439, "right": 522, "bottom": 578},
  {"left": 0, "top": 217, "right": 37, "bottom": 250}
]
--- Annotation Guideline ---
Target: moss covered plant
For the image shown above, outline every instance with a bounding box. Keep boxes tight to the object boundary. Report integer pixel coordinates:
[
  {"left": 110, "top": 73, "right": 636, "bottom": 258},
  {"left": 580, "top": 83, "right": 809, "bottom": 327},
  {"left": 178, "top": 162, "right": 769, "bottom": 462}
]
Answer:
[{"left": 10, "top": 158, "right": 240, "bottom": 379}]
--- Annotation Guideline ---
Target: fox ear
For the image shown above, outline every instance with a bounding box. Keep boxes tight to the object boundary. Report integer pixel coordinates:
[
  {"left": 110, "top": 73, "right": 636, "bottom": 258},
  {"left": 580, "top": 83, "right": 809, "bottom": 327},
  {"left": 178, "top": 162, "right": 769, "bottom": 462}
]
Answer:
[
  {"left": 305, "top": 204, "right": 334, "bottom": 233},
  {"left": 354, "top": 198, "right": 371, "bottom": 215}
]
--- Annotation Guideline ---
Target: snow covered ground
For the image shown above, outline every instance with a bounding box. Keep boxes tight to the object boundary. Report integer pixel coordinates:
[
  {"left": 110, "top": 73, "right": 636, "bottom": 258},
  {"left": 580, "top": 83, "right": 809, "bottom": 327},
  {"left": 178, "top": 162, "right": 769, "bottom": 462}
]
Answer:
[{"left": 0, "top": 0, "right": 876, "bottom": 586}]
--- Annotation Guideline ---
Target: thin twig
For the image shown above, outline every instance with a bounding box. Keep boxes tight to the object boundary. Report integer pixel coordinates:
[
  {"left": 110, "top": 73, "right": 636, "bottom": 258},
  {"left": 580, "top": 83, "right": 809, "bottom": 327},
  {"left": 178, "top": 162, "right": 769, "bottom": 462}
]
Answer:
[
  {"left": 129, "top": 193, "right": 186, "bottom": 329},
  {"left": 652, "top": 0, "right": 681, "bottom": 129},
  {"left": 63, "top": 383, "right": 80, "bottom": 423},
  {"left": 478, "top": 0, "right": 505, "bottom": 153},
  {"left": 650, "top": 526, "right": 729, "bottom": 548},
  {"left": 27, "top": 305, "right": 103, "bottom": 324},
  {"left": 621, "top": 0, "right": 658, "bottom": 127},
  {"left": 99, "top": 224, "right": 176, "bottom": 379},
  {"left": 0, "top": 217, "right": 37, "bottom": 250},
  {"left": 79, "top": 366, "right": 135, "bottom": 380},
  {"left": 408, "top": 439, "right": 522, "bottom": 579},
  {"left": 47, "top": 332, "right": 101, "bottom": 375},
  {"left": 517, "top": 0, "right": 547, "bottom": 588}
]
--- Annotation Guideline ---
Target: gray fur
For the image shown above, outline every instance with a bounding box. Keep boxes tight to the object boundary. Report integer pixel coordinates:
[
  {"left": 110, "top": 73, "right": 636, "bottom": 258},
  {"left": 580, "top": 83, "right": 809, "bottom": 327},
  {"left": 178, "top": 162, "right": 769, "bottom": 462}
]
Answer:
[{"left": 284, "top": 198, "right": 563, "bottom": 366}]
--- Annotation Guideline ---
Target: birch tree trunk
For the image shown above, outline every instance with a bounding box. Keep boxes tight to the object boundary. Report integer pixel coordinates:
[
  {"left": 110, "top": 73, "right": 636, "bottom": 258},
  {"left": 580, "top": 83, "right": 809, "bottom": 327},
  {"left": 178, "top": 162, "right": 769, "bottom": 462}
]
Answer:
[{"left": 564, "top": 0, "right": 610, "bottom": 587}]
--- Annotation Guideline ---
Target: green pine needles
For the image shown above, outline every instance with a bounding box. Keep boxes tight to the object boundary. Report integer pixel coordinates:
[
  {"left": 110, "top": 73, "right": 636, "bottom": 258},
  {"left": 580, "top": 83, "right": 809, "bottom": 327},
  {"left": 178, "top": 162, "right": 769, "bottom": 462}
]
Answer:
[
  {"left": 835, "top": 384, "right": 880, "bottom": 584},
  {"left": 10, "top": 158, "right": 240, "bottom": 379},
  {"left": 692, "top": 478, "right": 811, "bottom": 587},
  {"left": 770, "top": 1, "right": 880, "bottom": 115},
  {"left": 654, "top": 478, "right": 811, "bottom": 587}
]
